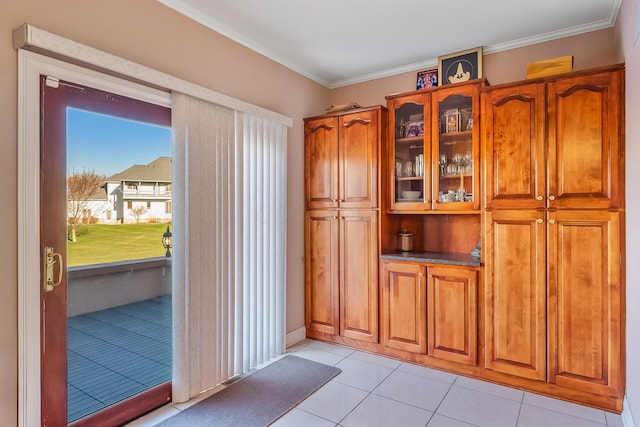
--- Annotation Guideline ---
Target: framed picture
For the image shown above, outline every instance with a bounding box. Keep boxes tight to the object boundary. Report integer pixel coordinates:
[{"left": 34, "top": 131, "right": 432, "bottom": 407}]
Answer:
[
  {"left": 416, "top": 68, "right": 438, "bottom": 90},
  {"left": 438, "top": 47, "right": 483, "bottom": 86}
]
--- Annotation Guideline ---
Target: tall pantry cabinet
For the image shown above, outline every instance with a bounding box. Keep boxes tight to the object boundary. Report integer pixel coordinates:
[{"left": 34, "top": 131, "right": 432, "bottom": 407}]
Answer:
[
  {"left": 481, "top": 64, "right": 624, "bottom": 407},
  {"left": 304, "top": 106, "right": 386, "bottom": 343}
]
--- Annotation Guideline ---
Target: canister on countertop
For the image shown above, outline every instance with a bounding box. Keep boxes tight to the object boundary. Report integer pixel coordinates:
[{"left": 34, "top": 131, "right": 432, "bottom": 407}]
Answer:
[{"left": 397, "top": 229, "right": 414, "bottom": 252}]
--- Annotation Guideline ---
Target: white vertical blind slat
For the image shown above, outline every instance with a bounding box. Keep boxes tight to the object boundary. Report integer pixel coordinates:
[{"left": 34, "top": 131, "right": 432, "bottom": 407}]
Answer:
[{"left": 172, "top": 93, "right": 286, "bottom": 402}]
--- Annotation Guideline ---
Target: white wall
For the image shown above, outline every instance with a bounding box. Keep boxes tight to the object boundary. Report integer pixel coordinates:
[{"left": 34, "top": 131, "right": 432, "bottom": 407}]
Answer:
[{"left": 616, "top": 0, "right": 640, "bottom": 424}]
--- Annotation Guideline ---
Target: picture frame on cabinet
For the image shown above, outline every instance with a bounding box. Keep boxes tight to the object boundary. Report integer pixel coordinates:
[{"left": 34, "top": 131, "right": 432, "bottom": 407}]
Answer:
[
  {"left": 417, "top": 68, "right": 438, "bottom": 90},
  {"left": 438, "top": 47, "right": 483, "bottom": 86}
]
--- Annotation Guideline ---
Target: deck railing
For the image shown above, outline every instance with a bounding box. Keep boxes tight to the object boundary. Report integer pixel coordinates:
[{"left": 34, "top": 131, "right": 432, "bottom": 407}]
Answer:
[{"left": 67, "top": 257, "right": 172, "bottom": 316}]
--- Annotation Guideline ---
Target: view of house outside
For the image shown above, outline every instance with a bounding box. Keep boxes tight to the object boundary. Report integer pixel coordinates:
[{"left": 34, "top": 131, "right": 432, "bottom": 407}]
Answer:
[{"left": 67, "top": 108, "right": 172, "bottom": 266}]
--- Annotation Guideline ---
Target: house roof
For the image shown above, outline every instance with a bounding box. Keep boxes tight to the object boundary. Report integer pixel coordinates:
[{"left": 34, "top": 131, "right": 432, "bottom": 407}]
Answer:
[{"left": 105, "top": 157, "right": 172, "bottom": 183}]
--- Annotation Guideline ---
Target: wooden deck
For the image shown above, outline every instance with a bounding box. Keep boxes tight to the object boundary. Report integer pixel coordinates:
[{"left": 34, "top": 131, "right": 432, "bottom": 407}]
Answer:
[{"left": 67, "top": 295, "right": 172, "bottom": 423}]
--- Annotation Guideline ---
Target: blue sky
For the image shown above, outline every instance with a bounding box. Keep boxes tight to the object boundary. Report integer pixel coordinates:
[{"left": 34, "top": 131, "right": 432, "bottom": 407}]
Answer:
[{"left": 66, "top": 108, "right": 171, "bottom": 177}]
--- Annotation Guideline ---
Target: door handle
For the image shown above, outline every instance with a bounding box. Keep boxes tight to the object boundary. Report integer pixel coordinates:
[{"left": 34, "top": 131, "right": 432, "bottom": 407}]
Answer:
[{"left": 44, "top": 246, "right": 63, "bottom": 292}]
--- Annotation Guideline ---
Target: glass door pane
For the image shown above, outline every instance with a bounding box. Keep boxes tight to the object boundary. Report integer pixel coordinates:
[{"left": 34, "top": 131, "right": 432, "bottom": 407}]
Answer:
[
  {"left": 393, "top": 101, "right": 426, "bottom": 204},
  {"left": 66, "top": 108, "right": 172, "bottom": 423},
  {"left": 435, "top": 94, "right": 474, "bottom": 206}
]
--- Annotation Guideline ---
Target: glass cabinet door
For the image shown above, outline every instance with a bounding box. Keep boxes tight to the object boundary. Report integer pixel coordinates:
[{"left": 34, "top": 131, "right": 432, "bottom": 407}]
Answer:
[
  {"left": 389, "top": 94, "right": 430, "bottom": 211},
  {"left": 432, "top": 84, "right": 480, "bottom": 211}
]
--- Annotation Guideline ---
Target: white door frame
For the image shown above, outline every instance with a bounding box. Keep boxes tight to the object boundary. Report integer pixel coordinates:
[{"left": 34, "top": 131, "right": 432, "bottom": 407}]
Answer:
[{"left": 17, "top": 49, "right": 171, "bottom": 427}]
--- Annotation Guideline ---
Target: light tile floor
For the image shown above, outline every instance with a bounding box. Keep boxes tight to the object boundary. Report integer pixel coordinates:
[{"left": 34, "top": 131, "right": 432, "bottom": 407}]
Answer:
[{"left": 128, "top": 339, "right": 625, "bottom": 427}]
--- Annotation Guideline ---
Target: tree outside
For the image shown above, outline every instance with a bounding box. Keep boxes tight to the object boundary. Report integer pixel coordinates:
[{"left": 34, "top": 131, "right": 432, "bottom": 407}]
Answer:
[{"left": 67, "top": 168, "right": 106, "bottom": 242}]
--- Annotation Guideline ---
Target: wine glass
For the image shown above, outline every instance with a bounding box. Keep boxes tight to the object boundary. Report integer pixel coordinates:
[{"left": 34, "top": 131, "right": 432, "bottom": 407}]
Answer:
[
  {"left": 462, "top": 151, "right": 473, "bottom": 174},
  {"left": 438, "top": 154, "right": 447, "bottom": 176},
  {"left": 452, "top": 153, "right": 462, "bottom": 174}
]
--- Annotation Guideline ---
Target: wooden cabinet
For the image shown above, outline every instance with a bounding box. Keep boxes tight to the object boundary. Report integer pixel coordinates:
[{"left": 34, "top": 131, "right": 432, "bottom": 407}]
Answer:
[
  {"left": 481, "top": 82, "right": 546, "bottom": 210},
  {"left": 548, "top": 210, "right": 622, "bottom": 396},
  {"left": 482, "top": 68, "right": 622, "bottom": 210},
  {"left": 305, "top": 108, "right": 380, "bottom": 210},
  {"left": 481, "top": 65, "right": 624, "bottom": 402},
  {"left": 385, "top": 80, "right": 483, "bottom": 213},
  {"left": 427, "top": 266, "right": 477, "bottom": 365},
  {"left": 381, "top": 261, "right": 427, "bottom": 353},
  {"left": 305, "top": 210, "right": 379, "bottom": 342},
  {"left": 381, "top": 261, "right": 478, "bottom": 364},
  {"left": 547, "top": 71, "right": 623, "bottom": 210},
  {"left": 305, "top": 211, "right": 339, "bottom": 335},
  {"left": 431, "top": 83, "right": 481, "bottom": 211},
  {"left": 339, "top": 210, "right": 379, "bottom": 342},
  {"left": 484, "top": 209, "right": 547, "bottom": 380},
  {"left": 304, "top": 106, "right": 384, "bottom": 344}
]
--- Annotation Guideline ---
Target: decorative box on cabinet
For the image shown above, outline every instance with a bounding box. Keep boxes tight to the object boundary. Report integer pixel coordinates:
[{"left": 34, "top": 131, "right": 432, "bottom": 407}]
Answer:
[
  {"left": 385, "top": 80, "right": 484, "bottom": 213},
  {"left": 304, "top": 106, "right": 386, "bottom": 344},
  {"left": 481, "top": 64, "right": 625, "bottom": 408}
]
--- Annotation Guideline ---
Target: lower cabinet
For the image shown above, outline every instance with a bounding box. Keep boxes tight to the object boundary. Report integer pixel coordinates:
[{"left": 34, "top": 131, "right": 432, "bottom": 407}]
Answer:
[
  {"left": 305, "top": 209, "right": 379, "bottom": 343},
  {"left": 381, "top": 261, "right": 427, "bottom": 353},
  {"left": 427, "top": 266, "right": 478, "bottom": 365},
  {"left": 381, "top": 260, "right": 478, "bottom": 365}
]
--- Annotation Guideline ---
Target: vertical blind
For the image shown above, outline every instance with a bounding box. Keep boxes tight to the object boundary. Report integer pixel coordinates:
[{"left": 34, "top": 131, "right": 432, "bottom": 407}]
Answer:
[{"left": 171, "top": 92, "right": 287, "bottom": 402}]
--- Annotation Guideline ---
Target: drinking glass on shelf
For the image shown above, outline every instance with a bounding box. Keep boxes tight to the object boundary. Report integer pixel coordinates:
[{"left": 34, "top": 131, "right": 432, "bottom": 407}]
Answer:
[
  {"left": 452, "top": 153, "right": 463, "bottom": 174},
  {"left": 404, "top": 161, "right": 413, "bottom": 177},
  {"left": 462, "top": 151, "right": 472, "bottom": 174},
  {"left": 438, "top": 154, "right": 447, "bottom": 176}
]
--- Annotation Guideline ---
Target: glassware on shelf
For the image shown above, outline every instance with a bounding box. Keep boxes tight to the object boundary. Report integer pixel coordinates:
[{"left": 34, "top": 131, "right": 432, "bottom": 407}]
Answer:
[
  {"left": 415, "top": 154, "right": 424, "bottom": 176},
  {"left": 462, "top": 151, "right": 473, "bottom": 173},
  {"left": 404, "top": 161, "right": 413, "bottom": 177},
  {"left": 396, "top": 160, "right": 403, "bottom": 177},
  {"left": 438, "top": 154, "right": 447, "bottom": 176},
  {"left": 452, "top": 153, "right": 463, "bottom": 174}
]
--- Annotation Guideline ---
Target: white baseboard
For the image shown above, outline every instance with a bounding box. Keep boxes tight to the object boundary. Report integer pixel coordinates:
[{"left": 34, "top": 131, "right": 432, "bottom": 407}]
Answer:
[
  {"left": 624, "top": 396, "right": 637, "bottom": 427},
  {"left": 285, "top": 327, "right": 306, "bottom": 348}
]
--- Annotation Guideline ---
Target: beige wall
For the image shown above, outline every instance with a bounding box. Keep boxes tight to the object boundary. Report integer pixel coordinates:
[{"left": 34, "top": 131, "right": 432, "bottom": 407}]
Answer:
[
  {"left": 0, "top": 0, "right": 633, "bottom": 426},
  {"left": 329, "top": 28, "right": 620, "bottom": 108},
  {"left": 616, "top": 0, "right": 639, "bottom": 423},
  {"left": 0, "top": 1, "right": 329, "bottom": 425}
]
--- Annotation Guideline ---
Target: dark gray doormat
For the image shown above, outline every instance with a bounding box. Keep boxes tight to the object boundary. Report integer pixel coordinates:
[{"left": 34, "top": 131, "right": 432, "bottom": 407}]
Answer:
[{"left": 157, "top": 355, "right": 341, "bottom": 426}]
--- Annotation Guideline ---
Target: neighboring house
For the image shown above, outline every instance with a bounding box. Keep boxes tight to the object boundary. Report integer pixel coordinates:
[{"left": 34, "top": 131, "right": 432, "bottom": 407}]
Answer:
[
  {"left": 103, "top": 156, "right": 172, "bottom": 223},
  {"left": 69, "top": 184, "right": 112, "bottom": 224},
  {"left": 70, "top": 157, "right": 172, "bottom": 224}
]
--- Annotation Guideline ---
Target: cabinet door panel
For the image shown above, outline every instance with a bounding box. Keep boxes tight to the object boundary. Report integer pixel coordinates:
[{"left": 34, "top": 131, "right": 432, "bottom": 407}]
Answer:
[
  {"left": 381, "top": 261, "right": 426, "bottom": 353},
  {"left": 387, "top": 94, "right": 432, "bottom": 212},
  {"left": 340, "top": 110, "right": 379, "bottom": 209},
  {"left": 548, "top": 210, "right": 622, "bottom": 397},
  {"left": 305, "top": 211, "right": 339, "bottom": 334},
  {"left": 547, "top": 70, "right": 622, "bottom": 209},
  {"left": 305, "top": 117, "right": 339, "bottom": 210},
  {"left": 482, "top": 83, "right": 546, "bottom": 209},
  {"left": 432, "top": 83, "right": 481, "bottom": 211},
  {"left": 484, "top": 210, "right": 546, "bottom": 380},
  {"left": 427, "top": 266, "right": 477, "bottom": 365},
  {"left": 340, "top": 210, "right": 379, "bottom": 342}
]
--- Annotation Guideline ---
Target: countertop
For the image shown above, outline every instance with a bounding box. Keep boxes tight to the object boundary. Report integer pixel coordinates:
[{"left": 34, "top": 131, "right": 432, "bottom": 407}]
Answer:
[{"left": 380, "top": 251, "right": 481, "bottom": 267}]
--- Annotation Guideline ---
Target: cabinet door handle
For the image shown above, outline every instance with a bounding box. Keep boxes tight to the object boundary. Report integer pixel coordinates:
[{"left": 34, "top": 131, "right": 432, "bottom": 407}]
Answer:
[
  {"left": 548, "top": 195, "right": 556, "bottom": 201},
  {"left": 536, "top": 195, "right": 543, "bottom": 201},
  {"left": 536, "top": 218, "right": 544, "bottom": 224},
  {"left": 549, "top": 219, "right": 555, "bottom": 224}
]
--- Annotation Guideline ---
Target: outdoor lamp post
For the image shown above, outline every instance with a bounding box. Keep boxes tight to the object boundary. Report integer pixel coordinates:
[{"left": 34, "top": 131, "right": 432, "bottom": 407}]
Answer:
[{"left": 162, "top": 225, "right": 172, "bottom": 257}]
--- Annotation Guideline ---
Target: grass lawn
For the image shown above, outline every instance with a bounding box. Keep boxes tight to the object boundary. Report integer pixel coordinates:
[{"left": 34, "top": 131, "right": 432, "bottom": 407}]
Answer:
[{"left": 68, "top": 223, "right": 171, "bottom": 267}]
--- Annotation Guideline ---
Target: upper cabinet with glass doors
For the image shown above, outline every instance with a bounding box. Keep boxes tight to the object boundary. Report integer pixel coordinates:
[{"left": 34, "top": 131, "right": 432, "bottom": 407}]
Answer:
[
  {"left": 386, "top": 80, "right": 484, "bottom": 213},
  {"left": 387, "top": 93, "right": 431, "bottom": 211},
  {"left": 431, "top": 82, "right": 482, "bottom": 211}
]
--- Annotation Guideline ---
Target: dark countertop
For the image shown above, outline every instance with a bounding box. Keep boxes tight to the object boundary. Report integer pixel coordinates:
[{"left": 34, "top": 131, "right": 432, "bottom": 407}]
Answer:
[{"left": 381, "top": 251, "right": 481, "bottom": 267}]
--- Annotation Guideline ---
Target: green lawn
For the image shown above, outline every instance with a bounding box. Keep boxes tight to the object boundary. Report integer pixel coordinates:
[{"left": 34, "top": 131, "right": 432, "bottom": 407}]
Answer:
[{"left": 67, "top": 223, "right": 171, "bottom": 267}]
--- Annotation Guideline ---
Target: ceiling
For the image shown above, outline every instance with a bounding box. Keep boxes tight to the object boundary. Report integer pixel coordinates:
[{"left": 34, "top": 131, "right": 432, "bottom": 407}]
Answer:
[{"left": 157, "top": 0, "right": 621, "bottom": 88}]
